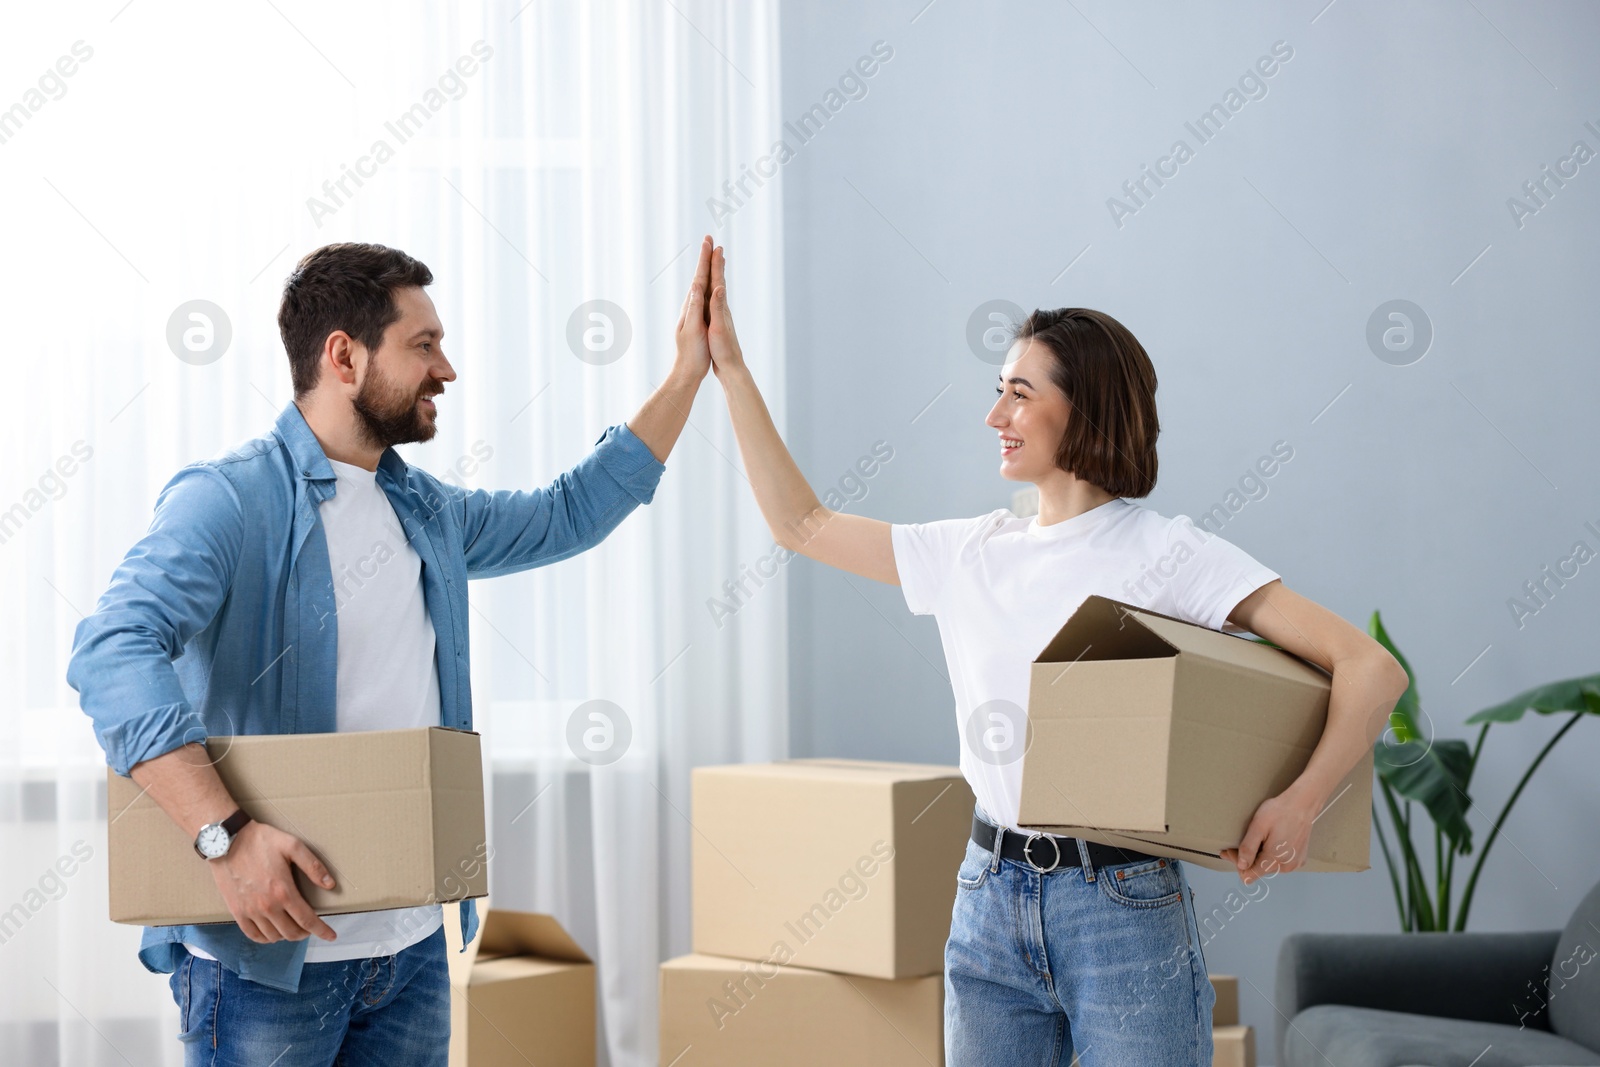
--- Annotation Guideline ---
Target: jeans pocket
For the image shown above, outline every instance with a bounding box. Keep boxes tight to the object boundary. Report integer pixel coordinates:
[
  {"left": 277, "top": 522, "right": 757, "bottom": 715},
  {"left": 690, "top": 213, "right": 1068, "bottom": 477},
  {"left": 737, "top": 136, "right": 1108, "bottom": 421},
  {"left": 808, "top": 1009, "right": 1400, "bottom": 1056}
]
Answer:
[
  {"left": 1099, "top": 856, "right": 1183, "bottom": 908},
  {"left": 955, "top": 840, "right": 990, "bottom": 891},
  {"left": 173, "top": 953, "right": 212, "bottom": 1043},
  {"left": 168, "top": 953, "right": 193, "bottom": 1036},
  {"left": 1186, "top": 884, "right": 1210, "bottom": 974}
]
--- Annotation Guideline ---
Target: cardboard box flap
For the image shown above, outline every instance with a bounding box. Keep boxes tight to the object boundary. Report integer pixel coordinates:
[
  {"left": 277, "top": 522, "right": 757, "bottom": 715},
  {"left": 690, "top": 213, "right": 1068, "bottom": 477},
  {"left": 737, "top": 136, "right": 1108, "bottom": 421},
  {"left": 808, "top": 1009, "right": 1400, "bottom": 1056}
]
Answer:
[
  {"left": 1128, "top": 610, "right": 1332, "bottom": 687},
  {"left": 1034, "top": 595, "right": 1180, "bottom": 664},
  {"left": 705, "top": 758, "right": 961, "bottom": 784},
  {"left": 1035, "top": 596, "right": 1330, "bottom": 687},
  {"left": 479, "top": 910, "right": 590, "bottom": 964},
  {"left": 449, "top": 899, "right": 590, "bottom": 977}
]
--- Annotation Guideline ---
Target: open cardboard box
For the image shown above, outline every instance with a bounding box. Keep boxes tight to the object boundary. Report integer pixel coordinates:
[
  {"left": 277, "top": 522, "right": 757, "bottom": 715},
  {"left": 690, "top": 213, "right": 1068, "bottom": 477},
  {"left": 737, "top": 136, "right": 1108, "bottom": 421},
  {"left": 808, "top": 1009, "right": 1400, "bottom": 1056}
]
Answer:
[
  {"left": 107, "top": 726, "right": 488, "bottom": 925},
  {"left": 444, "top": 899, "right": 595, "bottom": 1066},
  {"left": 1017, "top": 596, "right": 1372, "bottom": 873}
]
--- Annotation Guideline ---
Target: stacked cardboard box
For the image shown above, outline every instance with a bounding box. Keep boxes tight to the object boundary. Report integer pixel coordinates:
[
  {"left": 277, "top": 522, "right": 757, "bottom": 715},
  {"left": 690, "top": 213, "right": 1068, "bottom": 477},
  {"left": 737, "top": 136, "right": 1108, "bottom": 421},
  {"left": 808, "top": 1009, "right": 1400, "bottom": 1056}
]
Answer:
[
  {"left": 1210, "top": 974, "right": 1257, "bottom": 1067},
  {"left": 659, "top": 759, "right": 975, "bottom": 1066}
]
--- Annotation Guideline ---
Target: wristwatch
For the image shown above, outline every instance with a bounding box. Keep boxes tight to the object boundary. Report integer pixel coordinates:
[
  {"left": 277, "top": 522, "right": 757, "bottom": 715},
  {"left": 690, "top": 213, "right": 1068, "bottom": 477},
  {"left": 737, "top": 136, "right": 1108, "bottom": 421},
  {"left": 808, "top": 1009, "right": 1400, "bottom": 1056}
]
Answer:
[{"left": 193, "top": 808, "right": 253, "bottom": 860}]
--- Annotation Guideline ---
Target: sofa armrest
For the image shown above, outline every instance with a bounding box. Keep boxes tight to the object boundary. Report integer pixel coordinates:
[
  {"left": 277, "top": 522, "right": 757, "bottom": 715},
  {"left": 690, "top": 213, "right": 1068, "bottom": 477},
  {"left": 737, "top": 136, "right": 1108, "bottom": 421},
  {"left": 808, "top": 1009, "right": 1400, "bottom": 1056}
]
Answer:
[{"left": 1275, "top": 931, "right": 1561, "bottom": 1065}]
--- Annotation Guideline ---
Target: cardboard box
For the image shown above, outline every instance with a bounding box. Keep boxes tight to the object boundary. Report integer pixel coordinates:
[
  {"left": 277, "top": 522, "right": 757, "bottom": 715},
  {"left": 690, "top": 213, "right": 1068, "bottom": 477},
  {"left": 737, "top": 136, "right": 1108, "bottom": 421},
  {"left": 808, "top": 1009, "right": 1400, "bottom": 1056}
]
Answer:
[
  {"left": 444, "top": 900, "right": 594, "bottom": 1067},
  {"left": 1210, "top": 973, "right": 1239, "bottom": 1027},
  {"left": 1017, "top": 596, "right": 1371, "bottom": 873},
  {"left": 691, "top": 759, "right": 974, "bottom": 979},
  {"left": 107, "top": 726, "right": 487, "bottom": 925},
  {"left": 1213, "top": 1024, "right": 1256, "bottom": 1067},
  {"left": 659, "top": 953, "right": 942, "bottom": 1066}
]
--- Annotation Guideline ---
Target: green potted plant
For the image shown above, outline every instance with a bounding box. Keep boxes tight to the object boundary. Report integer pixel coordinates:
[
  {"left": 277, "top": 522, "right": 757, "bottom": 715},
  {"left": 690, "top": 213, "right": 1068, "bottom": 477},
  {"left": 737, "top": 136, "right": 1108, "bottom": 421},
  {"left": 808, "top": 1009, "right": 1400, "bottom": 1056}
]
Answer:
[{"left": 1366, "top": 612, "right": 1598, "bottom": 932}]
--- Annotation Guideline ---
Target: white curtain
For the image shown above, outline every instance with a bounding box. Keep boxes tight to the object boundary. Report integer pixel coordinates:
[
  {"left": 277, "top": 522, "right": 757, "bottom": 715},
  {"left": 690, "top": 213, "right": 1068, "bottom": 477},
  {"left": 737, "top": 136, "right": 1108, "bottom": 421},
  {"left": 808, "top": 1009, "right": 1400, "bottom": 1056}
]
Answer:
[{"left": 0, "top": 3, "right": 786, "bottom": 1064}]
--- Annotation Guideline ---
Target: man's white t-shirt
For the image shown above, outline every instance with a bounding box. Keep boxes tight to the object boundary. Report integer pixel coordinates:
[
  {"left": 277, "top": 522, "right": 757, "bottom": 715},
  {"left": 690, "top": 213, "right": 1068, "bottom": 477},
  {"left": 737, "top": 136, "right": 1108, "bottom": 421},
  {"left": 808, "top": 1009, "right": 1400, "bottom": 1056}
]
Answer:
[
  {"left": 890, "top": 497, "right": 1280, "bottom": 832},
  {"left": 188, "top": 458, "right": 444, "bottom": 963}
]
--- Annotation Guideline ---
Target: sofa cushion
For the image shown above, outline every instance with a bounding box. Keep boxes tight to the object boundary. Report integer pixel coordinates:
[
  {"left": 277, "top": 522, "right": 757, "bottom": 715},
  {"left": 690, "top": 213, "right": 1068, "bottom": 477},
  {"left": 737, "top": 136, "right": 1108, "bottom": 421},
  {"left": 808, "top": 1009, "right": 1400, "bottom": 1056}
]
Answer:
[
  {"left": 1550, "top": 879, "right": 1600, "bottom": 1051},
  {"left": 1284, "top": 1004, "right": 1600, "bottom": 1067}
]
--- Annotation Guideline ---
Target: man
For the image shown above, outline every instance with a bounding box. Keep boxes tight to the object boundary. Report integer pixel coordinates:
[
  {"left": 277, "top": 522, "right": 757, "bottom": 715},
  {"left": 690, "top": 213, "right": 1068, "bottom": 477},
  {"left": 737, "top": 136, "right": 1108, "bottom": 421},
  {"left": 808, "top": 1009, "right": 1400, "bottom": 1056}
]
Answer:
[{"left": 67, "top": 236, "right": 719, "bottom": 1063}]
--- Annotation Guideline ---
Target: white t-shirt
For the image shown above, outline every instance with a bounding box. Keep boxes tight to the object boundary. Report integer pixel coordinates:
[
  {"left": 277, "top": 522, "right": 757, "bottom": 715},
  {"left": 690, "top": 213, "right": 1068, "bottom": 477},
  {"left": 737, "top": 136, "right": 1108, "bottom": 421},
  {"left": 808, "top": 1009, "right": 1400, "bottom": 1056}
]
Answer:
[
  {"left": 890, "top": 497, "right": 1280, "bottom": 832},
  {"left": 188, "top": 458, "right": 444, "bottom": 963}
]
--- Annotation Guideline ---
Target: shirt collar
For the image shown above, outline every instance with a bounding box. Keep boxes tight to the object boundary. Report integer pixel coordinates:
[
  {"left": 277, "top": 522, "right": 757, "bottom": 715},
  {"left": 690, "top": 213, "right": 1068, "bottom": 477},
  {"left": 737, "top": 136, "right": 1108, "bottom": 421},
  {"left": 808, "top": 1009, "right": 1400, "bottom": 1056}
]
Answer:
[
  {"left": 376, "top": 443, "right": 410, "bottom": 488},
  {"left": 273, "top": 401, "right": 410, "bottom": 486},
  {"left": 1024, "top": 497, "right": 1129, "bottom": 538}
]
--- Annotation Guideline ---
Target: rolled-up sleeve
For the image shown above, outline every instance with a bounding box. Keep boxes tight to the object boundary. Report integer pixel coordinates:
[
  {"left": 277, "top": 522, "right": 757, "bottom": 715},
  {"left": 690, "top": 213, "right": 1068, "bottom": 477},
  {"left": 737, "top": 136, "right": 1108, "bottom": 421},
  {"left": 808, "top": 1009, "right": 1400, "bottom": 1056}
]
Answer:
[
  {"left": 456, "top": 422, "right": 666, "bottom": 579},
  {"left": 67, "top": 464, "right": 244, "bottom": 777}
]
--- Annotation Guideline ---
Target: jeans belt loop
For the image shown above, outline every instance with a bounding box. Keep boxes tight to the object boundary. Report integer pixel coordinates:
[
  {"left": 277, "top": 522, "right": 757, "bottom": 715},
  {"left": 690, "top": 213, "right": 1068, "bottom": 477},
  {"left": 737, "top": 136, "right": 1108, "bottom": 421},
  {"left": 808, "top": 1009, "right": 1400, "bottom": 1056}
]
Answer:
[
  {"left": 988, "top": 817, "right": 1004, "bottom": 873},
  {"left": 1074, "top": 837, "right": 1097, "bottom": 882}
]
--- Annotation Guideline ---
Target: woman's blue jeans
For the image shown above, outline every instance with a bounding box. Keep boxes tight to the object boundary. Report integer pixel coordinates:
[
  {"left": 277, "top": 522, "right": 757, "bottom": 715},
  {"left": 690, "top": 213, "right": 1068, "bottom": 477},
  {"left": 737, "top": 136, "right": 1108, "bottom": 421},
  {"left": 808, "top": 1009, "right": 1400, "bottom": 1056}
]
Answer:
[
  {"left": 167, "top": 925, "right": 450, "bottom": 1066},
  {"left": 945, "top": 828, "right": 1217, "bottom": 1066}
]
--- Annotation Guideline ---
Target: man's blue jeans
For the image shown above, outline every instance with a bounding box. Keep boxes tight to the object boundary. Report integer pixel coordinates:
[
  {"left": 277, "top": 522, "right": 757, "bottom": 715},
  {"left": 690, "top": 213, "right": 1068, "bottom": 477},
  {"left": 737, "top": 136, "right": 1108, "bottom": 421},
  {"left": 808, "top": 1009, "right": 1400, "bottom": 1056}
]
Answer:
[
  {"left": 945, "top": 830, "right": 1217, "bottom": 1066},
  {"left": 167, "top": 925, "right": 450, "bottom": 1065}
]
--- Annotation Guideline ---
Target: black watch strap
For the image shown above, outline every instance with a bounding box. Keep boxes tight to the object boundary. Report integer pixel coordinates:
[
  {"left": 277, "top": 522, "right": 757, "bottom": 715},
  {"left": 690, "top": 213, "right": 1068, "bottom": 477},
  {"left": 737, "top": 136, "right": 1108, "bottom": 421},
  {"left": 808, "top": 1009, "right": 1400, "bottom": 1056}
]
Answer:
[{"left": 220, "top": 808, "right": 252, "bottom": 836}]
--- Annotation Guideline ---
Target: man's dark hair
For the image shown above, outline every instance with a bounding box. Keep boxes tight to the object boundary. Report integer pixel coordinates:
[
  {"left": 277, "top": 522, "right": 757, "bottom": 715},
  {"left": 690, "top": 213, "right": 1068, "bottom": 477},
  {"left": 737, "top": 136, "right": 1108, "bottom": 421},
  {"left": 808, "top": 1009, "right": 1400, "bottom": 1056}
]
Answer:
[
  {"left": 278, "top": 243, "right": 434, "bottom": 397},
  {"left": 1013, "top": 307, "right": 1160, "bottom": 499}
]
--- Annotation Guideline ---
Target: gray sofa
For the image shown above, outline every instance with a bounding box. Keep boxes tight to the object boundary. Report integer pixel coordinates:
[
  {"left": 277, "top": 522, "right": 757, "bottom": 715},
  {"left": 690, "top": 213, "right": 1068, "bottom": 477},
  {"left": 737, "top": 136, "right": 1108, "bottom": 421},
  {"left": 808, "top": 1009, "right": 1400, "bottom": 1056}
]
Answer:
[{"left": 1275, "top": 879, "right": 1600, "bottom": 1067}]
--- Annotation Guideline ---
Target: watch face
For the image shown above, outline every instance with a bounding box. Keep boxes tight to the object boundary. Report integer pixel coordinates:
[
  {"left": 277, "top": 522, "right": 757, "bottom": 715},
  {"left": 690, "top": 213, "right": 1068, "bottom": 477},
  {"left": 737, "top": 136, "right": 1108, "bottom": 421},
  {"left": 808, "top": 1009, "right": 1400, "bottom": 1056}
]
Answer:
[{"left": 197, "top": 824, "right": 230, "bottom": 859}]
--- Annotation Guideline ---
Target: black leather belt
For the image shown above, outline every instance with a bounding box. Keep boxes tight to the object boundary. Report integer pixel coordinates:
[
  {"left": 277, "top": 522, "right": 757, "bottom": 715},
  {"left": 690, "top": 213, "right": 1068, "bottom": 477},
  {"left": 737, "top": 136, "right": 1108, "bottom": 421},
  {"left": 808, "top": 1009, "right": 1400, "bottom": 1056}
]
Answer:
[{"left": 971, "top": 813, "right": 1162, "bottom": 873}]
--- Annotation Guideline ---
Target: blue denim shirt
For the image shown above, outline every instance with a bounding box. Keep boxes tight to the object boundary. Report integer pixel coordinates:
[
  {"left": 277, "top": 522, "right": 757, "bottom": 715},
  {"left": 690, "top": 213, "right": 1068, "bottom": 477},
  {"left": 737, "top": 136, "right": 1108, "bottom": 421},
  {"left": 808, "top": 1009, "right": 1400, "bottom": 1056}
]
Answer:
[{"left": 67, "top": 401, "right": 665, "bottom": 992}]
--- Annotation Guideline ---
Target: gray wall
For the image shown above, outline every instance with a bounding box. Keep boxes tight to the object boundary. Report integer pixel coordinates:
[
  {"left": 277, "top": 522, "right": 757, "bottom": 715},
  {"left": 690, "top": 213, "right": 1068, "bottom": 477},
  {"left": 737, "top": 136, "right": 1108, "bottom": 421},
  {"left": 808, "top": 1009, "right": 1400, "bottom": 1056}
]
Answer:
[{"left": 777, "top": 1, "right": 1600, "bottom": 1058}]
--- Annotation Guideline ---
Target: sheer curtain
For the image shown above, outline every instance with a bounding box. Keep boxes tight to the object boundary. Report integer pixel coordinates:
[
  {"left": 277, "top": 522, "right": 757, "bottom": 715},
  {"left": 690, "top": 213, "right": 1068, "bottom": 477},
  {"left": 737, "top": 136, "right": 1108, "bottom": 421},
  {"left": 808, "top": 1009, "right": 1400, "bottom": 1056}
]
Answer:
[{"left": 0, "top": 3, "right": 785, "bottom": 1064}]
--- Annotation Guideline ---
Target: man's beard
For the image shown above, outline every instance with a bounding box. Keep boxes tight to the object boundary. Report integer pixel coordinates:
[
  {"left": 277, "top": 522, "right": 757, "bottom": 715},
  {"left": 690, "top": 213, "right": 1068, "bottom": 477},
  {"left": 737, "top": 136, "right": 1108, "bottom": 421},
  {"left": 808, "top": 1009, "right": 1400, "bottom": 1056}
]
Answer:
[{"left": 352, "top": 358, "right": 438, "bottom": 449}]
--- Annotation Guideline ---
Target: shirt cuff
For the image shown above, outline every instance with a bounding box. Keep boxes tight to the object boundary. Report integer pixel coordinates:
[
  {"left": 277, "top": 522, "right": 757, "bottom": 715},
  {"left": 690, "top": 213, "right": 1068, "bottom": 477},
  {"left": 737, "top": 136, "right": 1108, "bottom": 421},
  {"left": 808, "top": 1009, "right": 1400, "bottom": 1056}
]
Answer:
[
  {"left": 593, "top": 423, "right": 666, "bottom": 505},
  {"left": 97, "top": 701, "right": 210, "bottom": 778}
]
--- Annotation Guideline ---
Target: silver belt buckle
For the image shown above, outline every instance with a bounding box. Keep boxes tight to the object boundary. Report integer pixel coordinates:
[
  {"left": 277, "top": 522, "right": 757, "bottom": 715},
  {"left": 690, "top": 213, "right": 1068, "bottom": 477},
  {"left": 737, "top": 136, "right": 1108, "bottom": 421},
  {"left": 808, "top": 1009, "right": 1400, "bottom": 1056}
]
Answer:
[{"left": 1022, "top": 831, "right": 1064, "bottom": 873}]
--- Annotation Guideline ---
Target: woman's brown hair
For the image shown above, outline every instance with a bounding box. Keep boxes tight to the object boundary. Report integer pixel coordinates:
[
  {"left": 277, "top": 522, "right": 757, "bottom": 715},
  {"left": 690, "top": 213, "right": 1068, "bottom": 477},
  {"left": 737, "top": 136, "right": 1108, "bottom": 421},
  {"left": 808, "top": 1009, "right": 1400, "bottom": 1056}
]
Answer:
[{"left": 1013, "top": 308, "right": 1160, "bottom": 498}]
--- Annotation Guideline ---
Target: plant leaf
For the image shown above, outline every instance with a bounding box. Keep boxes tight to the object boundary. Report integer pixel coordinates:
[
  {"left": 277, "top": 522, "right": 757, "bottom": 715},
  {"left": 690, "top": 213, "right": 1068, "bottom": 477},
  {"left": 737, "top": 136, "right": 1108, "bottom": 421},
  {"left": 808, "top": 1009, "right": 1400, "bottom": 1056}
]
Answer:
[
  {"left": 1374, "top": 737, "right": 1474, "bottom": 853},
  {"left": 1465, "top": 676, "right": 1600, "bottom": 725},
  {"left": 1370, "top": 611, "right": 1422, "bottom": 742}
]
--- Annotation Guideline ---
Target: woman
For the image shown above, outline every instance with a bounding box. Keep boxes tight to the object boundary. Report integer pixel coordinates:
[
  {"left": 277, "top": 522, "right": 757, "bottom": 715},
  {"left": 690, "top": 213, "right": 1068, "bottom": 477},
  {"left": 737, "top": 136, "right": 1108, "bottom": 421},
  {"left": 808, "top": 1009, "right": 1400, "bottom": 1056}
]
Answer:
[{"left": 697, "top": 242, "right": 1408, "bottom": 1066}]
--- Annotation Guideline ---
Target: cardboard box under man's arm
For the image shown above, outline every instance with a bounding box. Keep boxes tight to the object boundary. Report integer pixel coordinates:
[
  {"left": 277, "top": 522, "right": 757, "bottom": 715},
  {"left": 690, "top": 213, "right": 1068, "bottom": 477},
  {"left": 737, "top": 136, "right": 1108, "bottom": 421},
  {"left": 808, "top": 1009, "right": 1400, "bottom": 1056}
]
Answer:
[
  {"left": 1018, "top": 595, "right": 1372, "bottom": 873},
  {"left": 106, "top": 726, "right": 488, "bottom": 925}
]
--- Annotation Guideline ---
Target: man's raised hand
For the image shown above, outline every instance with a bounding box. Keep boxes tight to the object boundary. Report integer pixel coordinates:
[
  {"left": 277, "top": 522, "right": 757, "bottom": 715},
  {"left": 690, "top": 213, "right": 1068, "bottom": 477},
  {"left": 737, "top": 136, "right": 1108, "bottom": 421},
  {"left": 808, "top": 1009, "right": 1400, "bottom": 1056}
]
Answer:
[{"left": 674, "top": 235, "right": 714, "bottom": 381}]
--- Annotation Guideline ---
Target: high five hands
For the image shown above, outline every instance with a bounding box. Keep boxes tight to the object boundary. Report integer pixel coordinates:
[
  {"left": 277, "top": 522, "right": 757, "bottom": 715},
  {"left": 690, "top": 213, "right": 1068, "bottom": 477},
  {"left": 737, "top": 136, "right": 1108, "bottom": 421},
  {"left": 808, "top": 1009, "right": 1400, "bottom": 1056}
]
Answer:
[{"left": 674, "top": 235, "right": 745, "bottom": 383}]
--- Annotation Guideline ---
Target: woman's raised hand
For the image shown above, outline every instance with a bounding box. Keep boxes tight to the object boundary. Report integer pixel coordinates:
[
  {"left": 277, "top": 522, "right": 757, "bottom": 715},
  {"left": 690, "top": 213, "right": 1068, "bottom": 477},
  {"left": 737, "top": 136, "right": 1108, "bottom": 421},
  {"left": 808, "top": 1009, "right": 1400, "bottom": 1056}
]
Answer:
[
  {"left": 698, "top": 238, "right": 898, "bottom": 585},
  {"left": 707, "top": 243, "right": 746, "bottom": 377}
]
